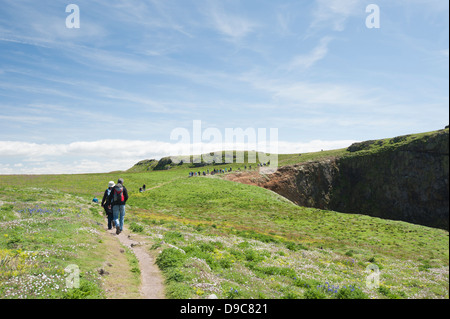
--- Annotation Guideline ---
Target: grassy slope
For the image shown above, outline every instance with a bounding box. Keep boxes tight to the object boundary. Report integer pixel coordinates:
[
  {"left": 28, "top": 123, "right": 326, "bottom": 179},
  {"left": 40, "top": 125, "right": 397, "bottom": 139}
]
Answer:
[
  {"left": 0, "top": 186, "right": 141, "bottom": 299},
  {"left": 0, "top": 128, "right": 448, "bottom": 299},
  {"left": 127, "top": 176, "right": 448, "bottom": 299}
]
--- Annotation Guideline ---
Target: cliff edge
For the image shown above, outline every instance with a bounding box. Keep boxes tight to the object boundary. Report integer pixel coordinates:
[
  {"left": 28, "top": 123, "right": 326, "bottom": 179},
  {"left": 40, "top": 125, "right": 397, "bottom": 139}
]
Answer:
[{"left": 226, "top": 129, "right": 449, "bottom": 230}]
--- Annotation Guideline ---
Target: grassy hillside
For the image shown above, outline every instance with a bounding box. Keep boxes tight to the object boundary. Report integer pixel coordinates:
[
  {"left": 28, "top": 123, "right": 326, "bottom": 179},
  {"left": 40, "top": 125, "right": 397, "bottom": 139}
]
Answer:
[
  {"left": 127, "top": 177, "right": 448, "bottom": 299},
  {"left": 1, "top": 172, "right": 448, "bottom": 299},
  {"left": 0, "top": 128, "right": 448, "bottom": 299},
  {"left": 0, "top": 186, "right": 141, "bottom": 299}
]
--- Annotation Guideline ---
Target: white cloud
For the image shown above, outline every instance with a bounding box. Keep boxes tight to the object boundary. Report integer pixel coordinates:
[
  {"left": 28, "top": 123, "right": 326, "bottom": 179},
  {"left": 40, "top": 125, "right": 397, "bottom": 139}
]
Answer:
[
  {"left": 0, "top": 138, "right": 357, "bottom": 174},
  {"left": 206, "top": 2, "right": 257, "bottom": 40},
  {"left": 0, "top": 115, "right": 56, "bottom": 124},
  {"left": 288, "top": 37, "right": 333, "bottom": 70},
  {"left": 240, "top": 74, "right": 380, "bottom": 108},
  {"left": 310, "top": 0, "right": 361, "bottom": 32}
]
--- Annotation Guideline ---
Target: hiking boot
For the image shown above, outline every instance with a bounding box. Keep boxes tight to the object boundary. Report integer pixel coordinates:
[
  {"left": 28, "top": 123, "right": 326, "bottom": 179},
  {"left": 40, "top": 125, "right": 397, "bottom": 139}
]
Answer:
[{"left": 116, "top": 227, "right": 120, "bottom": 235}]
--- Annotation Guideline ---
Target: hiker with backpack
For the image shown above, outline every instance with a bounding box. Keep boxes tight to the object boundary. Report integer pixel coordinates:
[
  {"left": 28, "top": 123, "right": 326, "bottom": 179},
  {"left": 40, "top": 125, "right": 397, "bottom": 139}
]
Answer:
[
  {"left": 107, "top": 178, "right": 129, "bottom": 235},
  {"left": 101, "top": 181, "right": 115, "bottom": 230}
]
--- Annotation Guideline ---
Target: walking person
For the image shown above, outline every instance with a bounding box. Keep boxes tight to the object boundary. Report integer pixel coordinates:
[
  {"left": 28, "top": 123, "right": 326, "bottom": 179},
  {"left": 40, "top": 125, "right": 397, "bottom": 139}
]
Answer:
[
  {"left": 101, "top": 181, "right": 115, "bottom": 230},
  {"left": 108, "top": 178, "right": 129, "bottom": 235}
]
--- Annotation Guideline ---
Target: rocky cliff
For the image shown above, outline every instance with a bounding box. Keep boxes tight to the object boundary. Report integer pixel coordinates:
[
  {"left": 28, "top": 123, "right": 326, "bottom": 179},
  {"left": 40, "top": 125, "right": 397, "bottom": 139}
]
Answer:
[{"left": 226, "top": 129, "right": 449, "bottom": 230}]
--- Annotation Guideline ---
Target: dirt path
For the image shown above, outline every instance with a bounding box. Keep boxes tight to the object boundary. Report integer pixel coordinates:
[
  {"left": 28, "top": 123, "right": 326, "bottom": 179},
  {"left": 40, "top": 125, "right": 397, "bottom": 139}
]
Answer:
[
  {"left": 99, "top": 180, "right": 182, "bottom": 299},
  {"left": 101, "top": 211, "right": 165, "bottom": 299},
  {"left": 112, "top": 227, "right": 165, "bottom": 299}
]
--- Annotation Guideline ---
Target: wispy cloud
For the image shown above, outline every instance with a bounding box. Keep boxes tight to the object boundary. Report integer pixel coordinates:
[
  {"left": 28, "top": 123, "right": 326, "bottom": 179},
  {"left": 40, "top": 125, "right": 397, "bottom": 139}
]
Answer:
[
  {"left": 309, "top": 0, "right": 361, "bottom": 32},
  {"left": 240, "top": 73, "right": 380, "bottom": 108},
  {"left": 206, "top": 1, "right": 257, "bottom": 40},
  {"left": 0, "top": 115, "right": 56, "bottom": 125},
  {"left": 287, "top": 37, "right": 333, "bottom": 70}
]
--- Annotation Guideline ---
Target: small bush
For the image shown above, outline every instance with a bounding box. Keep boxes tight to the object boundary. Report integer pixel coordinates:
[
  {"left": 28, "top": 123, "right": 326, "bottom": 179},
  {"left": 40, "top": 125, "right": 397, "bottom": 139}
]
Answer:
[
  {"left": 62, "top": 279, "right": 103, "bottom": 299},
  {"left": 285, "top": 242, "right": 308, "bottom": 251},
  {"left": 165, "top": 268, "right": 185, "bottom": 283},
  {"left": 293, "top": 278, "right": 320, "bottom": 289},
  {"left": 282, "top": 290, "right": 301, "bottom": 299},
  {"left": 166, "top": 282, "right": 192, "bottom": 299},
  {"left": 378, "top": 286, "right": 404, "bottom": 299},
  {"left": 164, "top": 231, "right": 184, "bottom": 244},
  {"left": 304, "top": 288, "right": 327, "bottom": 299},
  {"left": 225, "top": 288, "right": 240, "bottom": 299},
  {"left": 244, "top": 249, "right": 267, "bottom": 262},
  {"left": 335, "top": 287, "right": 369, "bottom": 299},
  {"left": 129, "top": 222, "right": 144, "bottom": 233},
  {"left": 155, "top": 248, "right": 186, "bottom": 270},
  {"left": 219, "top": 258, "right": 232, "bottom": 269},
  {"left": 199, "top": 242, "right": 215, "bottom": 253}
]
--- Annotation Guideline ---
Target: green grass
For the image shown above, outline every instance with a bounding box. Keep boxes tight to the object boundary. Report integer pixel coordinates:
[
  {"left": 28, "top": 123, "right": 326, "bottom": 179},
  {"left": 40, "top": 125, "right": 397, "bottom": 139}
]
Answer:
[
  {"left": 0, "top": 128, "right": 448, "bottom": 299},
  {"left": 0, "top": 186, "right": 112, "bottom": 299},
  {"left": 125, "top": 175, "right": 448, "bottom": 299},
  {"left": 2, "top": 167, "right": 447, "bottom": 299}
]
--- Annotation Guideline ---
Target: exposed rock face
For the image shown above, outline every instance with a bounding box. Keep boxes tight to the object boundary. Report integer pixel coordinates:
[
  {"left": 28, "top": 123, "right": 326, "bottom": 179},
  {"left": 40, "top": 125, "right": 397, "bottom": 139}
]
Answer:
[
  {"left": 226, "top": 130, "right": 449, "bottom": 230},
  {"left": 332, "top": 130, "right": 449, "bottom": 230}
]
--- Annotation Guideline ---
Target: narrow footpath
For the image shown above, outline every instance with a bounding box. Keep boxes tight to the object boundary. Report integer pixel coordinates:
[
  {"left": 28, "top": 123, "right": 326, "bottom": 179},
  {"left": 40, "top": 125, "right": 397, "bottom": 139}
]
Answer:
[{"left": 111, "top": 226, "right": 165, "bottom": 299}]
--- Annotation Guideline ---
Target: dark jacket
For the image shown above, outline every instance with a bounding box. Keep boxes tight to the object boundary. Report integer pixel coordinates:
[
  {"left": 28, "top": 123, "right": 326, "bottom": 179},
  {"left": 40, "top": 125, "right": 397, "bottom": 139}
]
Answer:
[
  {"left": 102, "top": 188, "right": 113, "bottom": 214},
  {"left": 107, "top": 183, "right": 129, "bottom": 206},
  {"left": 101, "top": 188, "right": 112, "bottom": 207}
]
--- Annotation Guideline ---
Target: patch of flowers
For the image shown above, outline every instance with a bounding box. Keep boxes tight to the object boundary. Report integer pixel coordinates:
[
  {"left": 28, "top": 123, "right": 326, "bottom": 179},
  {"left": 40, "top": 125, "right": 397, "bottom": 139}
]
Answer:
[
  {"left": 303, "top": 281, "right": 368, "bottom": 299},
  {"left": 0, "top": 249, "right": 39, "bottom": 278},
  {"left": 0, "top": 272, "right": 67, "bottom": 299}
]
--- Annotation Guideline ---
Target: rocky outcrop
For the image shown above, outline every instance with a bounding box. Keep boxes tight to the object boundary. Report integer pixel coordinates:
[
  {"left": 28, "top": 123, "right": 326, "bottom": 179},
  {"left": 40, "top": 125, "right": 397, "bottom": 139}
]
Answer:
[
  {"left": 332, "top": 130, "right": 448, "bottom": 229},
  {"left": 226, "top": 129, "right": 449, "bottom": 230}
]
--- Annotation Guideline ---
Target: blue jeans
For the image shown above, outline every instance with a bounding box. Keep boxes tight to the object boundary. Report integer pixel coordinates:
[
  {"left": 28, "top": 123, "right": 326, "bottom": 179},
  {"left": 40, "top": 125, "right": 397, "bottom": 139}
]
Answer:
[{"left": 113, "top": 205, "right": 125, "bottom": 231}]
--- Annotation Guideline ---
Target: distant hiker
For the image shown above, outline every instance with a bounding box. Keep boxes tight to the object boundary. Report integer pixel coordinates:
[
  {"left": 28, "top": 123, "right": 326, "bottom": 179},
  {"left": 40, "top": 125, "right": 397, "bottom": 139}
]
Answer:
[
  {"left": 92, "top": 197, "right": 99, "bottom": 203},
  {"left": 102, "top": 181, "right": 115, "bottom": 230},
  {"left": 108, "top": 178, "right": 129, "bottom": 235},
  {"left": 139, "top": 187, "right": 143, "bottom": 193},
  {"left": 143, "top": 184, "right": 146, "bottom": 191}
]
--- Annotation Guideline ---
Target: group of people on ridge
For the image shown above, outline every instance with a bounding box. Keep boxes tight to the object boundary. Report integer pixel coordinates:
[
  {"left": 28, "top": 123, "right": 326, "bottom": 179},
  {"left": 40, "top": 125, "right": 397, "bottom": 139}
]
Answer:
[
  {"left": 101, "top": 178, "right": 128, "bottom": 234},
  {"left": 188, "top": 162, "right": 270, "bottom": 178}
]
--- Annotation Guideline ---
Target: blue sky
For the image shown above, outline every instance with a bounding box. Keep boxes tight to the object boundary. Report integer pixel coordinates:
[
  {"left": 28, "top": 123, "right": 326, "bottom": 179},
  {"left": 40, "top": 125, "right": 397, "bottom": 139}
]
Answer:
[{"left": 0, "top": 0, "right": 448, "bottom": 174}]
